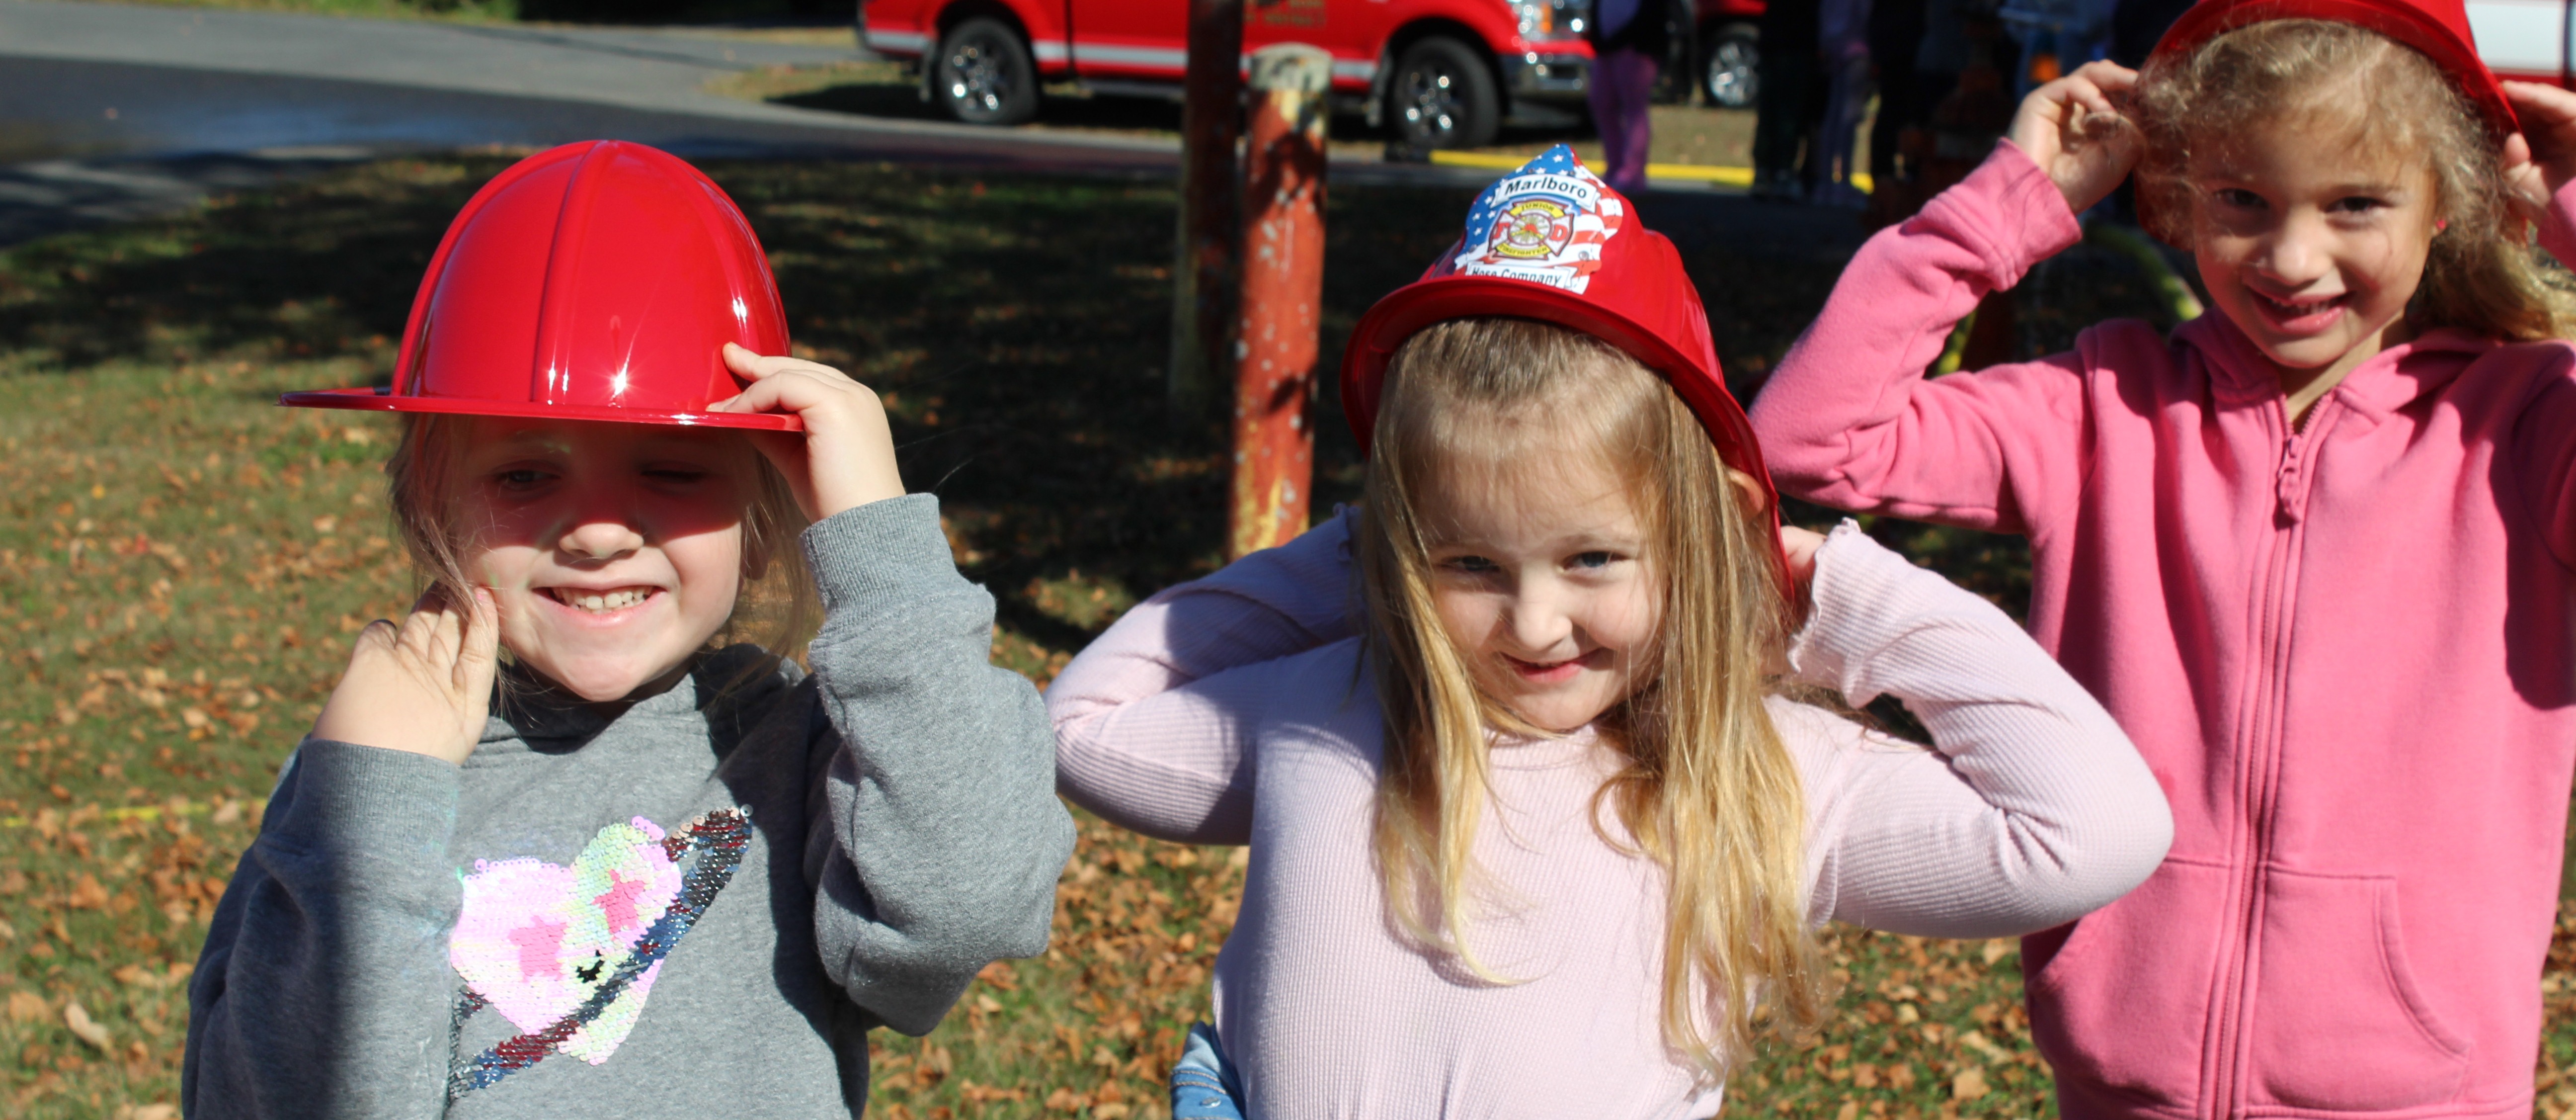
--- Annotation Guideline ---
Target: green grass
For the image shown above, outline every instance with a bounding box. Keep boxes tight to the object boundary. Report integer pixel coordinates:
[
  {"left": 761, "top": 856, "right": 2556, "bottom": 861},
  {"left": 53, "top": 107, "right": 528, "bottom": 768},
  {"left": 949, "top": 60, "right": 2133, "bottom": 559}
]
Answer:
[{"left": 0, "top": 154, "right": 2560, "bottom": 1119}]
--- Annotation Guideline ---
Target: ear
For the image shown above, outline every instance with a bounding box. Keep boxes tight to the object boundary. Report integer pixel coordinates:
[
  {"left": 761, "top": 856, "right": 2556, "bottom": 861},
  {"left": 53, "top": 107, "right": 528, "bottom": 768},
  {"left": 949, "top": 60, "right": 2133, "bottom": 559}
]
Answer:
[{"left": 1723, "top": 467, "right": 1767, "bottom": 514}]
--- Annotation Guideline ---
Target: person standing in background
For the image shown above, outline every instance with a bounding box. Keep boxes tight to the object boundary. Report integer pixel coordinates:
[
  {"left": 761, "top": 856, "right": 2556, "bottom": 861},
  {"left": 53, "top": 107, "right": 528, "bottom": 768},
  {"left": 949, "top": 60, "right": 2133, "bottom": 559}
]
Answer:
[
  {"left": 1752, "top": 0, "right": 1823, "bottom": 199},
  {"left": 1588, "top": 0, "right": 1670, "bottom": 195},
  {"left": 1867, "top": 0, "right": 1928, "bottom": 203},
  {"left": 1815, "top": 0, "right": 1876, "bottom": 206}
]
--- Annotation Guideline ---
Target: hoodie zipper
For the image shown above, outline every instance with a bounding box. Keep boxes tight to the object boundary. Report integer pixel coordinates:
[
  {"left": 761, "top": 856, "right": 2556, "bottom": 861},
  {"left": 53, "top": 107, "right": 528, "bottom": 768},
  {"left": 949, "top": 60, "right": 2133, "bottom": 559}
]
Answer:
[{"left": 2204, "top": 397, "right": 2333, "bottom": 1113}]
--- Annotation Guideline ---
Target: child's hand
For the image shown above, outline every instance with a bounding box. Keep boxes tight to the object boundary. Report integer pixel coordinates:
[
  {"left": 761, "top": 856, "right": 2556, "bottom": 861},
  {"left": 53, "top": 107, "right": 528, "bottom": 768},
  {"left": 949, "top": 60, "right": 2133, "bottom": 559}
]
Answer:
[
  {"left": 310, "top": 587, "right": 499, "bottom": 766},
  {"left": 1780, "top": 524, "right": 1828, "bottom": 589},
  {"left": 714, "top": 343, "right": 905, "bottom": 521},
  {"left": 2502, "top": 82, "right": 2576, "bottom": 222},
  {"left": 2007, "top": 61, "right": 2143, "bottom": 214}
]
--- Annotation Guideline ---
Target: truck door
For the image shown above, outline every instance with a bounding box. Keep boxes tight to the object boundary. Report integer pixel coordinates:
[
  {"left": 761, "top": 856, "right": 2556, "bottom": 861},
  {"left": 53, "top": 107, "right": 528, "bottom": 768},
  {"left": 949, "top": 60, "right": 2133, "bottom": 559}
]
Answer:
[{"left": 1067, "top": 0, "right": 1191, "bottom": 80}]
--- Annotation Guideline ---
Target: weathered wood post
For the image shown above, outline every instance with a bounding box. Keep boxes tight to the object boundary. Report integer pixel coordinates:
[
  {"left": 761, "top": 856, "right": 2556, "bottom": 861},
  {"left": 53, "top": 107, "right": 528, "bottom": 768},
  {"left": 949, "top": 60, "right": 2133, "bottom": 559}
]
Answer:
[
  {"left": 1226, "top": 43, "right": 1331, "bottom": 559},
  {"left": 1169, "top": 0, "right": 1245, "bottom": 413}
]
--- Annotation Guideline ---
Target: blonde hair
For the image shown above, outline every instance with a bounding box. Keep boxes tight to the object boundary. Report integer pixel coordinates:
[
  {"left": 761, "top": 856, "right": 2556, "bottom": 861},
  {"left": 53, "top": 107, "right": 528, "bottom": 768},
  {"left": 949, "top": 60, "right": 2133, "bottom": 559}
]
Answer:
[
  {"left": 383, "top": 413, "right": 819, "bottom": 693},
  {"left": 1357, "top": 317, "right": 1826, "bottom": 1081},
  {"left": 2134, "top": 18, "right": 2575, "bottom": 342}
]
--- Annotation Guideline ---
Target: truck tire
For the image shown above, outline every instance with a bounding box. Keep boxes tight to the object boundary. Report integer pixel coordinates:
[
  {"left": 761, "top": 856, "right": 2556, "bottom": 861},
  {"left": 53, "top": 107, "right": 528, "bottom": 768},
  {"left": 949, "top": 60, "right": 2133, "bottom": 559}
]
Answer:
[
  {"left": 1387, "top": 36, "right": 1501, "bottom": 151},
  {"left": 1702, "top": 23, "right": 1759, "bottom": 109},
  {"left": 935, "top": 17, "right": 1040, "bottom": 126}
]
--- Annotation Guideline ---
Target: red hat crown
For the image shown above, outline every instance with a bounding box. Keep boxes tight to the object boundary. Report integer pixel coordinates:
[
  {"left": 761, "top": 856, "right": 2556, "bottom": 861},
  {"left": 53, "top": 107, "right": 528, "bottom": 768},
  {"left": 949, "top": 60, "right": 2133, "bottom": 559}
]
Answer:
[
  {"left": 1339, "top": 146, "right": 1775, "bottom": 516},
  {"left": 281, "top": 140, "right": 798, "bottom": 431},
  {"left": 2149, "top": 0, "right": 2516, "bottom": 137}
]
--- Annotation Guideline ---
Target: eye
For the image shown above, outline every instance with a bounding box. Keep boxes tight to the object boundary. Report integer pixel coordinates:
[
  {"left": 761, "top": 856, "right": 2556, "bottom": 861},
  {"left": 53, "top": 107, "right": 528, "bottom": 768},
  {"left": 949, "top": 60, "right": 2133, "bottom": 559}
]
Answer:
[
  {"left": 2325, "top": 194, "right": 2390, "bottom": 216},
  {"left": 2212, "top": 187, "right": 2266, "bottom": 211},
  {"left": 1570, "top": 550, "right": 1615, "bottom": 570},
  {"left": 492, "top": 467, "right": 553, "bottom": 492},
  {"left": 1439, "top": 554, "right": 1499, "bottom": 575},
  {"left": 644, "top": 466, "right": 712, "bottom": 484}
]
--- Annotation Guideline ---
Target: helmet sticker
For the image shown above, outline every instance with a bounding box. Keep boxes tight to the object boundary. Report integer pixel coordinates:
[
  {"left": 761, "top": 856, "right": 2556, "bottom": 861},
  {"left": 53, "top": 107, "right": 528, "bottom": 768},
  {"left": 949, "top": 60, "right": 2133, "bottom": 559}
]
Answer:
[{"left": 1451, "top": 145, "right": 1625, "bottom": 293}]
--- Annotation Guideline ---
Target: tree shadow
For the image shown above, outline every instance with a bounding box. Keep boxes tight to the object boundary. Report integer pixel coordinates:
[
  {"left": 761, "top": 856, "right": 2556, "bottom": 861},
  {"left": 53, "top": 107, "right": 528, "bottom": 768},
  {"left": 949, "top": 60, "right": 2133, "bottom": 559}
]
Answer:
[{"left": 0, "top": 156, "right": 2128, "bottom": 650}]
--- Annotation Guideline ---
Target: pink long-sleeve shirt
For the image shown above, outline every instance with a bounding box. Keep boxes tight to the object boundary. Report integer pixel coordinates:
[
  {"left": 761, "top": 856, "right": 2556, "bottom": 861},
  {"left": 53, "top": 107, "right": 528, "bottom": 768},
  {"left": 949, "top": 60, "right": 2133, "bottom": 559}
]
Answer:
[
  {"left": 1049, "top": 512, "right": 2170, "bottom": 1118},
  {"left": 1750, "top": 141, "right": 2576, "bottom": 1120}
]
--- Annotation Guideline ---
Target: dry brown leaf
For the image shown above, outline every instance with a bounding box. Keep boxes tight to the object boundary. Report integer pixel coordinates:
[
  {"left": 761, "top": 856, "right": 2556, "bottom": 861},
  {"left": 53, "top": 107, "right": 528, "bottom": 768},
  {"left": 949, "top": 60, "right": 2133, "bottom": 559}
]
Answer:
[
  {"left": 65, "top": 1000, "right": 110, "bottom": 1049},
  {"left": 67, "top": 874, "right": 110, "bottom": 910},
  {"left": 1952, "top": 1066, "right": 1990, "bottom": 1100},
  {"left": 6, "top": 990, "right": 48, "bottom": 1023}
]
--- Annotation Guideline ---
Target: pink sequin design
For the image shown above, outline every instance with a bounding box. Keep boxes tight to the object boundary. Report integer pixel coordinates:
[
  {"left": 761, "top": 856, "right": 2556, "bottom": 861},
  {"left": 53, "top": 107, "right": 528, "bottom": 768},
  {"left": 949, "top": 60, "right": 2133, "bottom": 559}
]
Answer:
[{"left": 450, "top": 816, "right": 685, "bottom": 1065}]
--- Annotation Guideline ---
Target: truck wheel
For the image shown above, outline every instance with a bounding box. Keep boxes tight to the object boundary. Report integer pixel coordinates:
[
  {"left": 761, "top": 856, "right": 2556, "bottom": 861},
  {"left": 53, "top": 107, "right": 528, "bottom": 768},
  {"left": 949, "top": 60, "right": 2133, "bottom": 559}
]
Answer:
[
  {"left": 1387, "top": 36, "right": 1500, "bottom": 151},
  {"left": 935, "top": 17, "right": 1039, "bottom": 126},
  {"left": 1703, "top": 23, "right": 1758, "bottom": 109}
]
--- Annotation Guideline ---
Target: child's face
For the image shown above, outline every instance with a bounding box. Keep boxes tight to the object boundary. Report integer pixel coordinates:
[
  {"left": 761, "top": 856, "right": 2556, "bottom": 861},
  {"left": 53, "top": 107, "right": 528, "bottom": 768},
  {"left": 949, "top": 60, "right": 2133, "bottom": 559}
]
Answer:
[
  {"left": 1418, "top": 442, "right": 1660, "bottom": 735},
  {"left": 2186, "top": 116, "right": 2441, "bottom": 381},
  {"left": 453, "top": 418, "right": 758, "bottom": 704}
]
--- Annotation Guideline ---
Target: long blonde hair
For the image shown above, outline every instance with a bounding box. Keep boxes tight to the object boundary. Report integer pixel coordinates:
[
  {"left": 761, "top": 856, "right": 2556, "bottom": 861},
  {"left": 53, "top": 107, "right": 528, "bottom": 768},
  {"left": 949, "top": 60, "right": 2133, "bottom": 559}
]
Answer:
[
  {"left": 2134, "top": 18, "right": 2576, "bottom": 342},
  {"left": 1357, "top": 317, "right": 1826, "bottom": 1081},
  {"left": 382, "top": 413, "right": 819, "bottom": 691}
]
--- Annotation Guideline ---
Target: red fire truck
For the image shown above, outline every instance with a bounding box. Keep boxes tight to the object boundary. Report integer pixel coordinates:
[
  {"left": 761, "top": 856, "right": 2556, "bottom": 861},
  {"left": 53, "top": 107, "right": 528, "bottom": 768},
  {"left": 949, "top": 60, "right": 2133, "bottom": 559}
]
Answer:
[{"left": 858, "top": 0, "right": 1767, "bottom": 148}]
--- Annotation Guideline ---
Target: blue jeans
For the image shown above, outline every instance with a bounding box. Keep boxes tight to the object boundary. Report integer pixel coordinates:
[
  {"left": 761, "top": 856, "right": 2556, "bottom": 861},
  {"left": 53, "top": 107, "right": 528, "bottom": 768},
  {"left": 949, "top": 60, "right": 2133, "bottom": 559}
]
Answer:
[{"left": 1170, "top": 1023, "right": 1246, "bottom": 1120}]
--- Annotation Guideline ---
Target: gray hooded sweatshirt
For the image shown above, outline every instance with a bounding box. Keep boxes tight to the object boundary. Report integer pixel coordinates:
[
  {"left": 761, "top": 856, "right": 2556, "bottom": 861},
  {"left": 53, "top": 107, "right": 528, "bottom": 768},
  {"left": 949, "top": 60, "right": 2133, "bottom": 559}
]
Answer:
[{"left": 182, "top": 495, "right": 1076, "bottom": 1119}]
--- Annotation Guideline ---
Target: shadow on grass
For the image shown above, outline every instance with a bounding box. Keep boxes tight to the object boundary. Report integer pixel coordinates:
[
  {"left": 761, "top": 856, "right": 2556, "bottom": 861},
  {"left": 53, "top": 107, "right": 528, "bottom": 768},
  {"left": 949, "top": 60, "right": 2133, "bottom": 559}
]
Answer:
[{"left": 0, "top": 155, "right": 2085, "bottom": 647}]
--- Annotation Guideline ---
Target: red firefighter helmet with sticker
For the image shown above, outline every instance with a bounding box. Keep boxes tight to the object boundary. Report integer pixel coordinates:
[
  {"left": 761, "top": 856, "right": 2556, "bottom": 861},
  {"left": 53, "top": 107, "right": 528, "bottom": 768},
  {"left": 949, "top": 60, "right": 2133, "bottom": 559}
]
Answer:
[
  {"left": 1341, "top": 145, "right": 1779, "bottom": 537},
  {"left": 280, "top": 140, "right": 799, "bottom": 431},
  {"left": 2149, "top": 0, "right": 2514, "bottom": 139}
]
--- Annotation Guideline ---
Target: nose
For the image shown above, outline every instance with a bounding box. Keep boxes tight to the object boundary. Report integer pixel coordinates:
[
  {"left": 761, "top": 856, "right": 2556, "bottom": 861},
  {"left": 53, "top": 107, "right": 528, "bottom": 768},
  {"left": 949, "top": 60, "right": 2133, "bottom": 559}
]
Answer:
[
  {"left": 1505, "top": 581, "right": 1574, "bottom": 657},
  {"left": 2254, "top": 212, "right": 2332, "bottom": 286},
  {"left": 559, "top": 518, "right": 643, "bottom": 561},
  {"left": 555, "top": 483, "right": 644, "bottom": 562}
]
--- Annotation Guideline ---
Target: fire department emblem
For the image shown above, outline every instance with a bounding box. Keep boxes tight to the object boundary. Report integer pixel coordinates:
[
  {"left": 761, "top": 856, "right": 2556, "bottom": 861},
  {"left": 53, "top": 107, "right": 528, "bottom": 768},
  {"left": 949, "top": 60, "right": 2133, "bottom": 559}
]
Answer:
[
  {"left": 1450, "top": 145, "right": 1625, "bottom": 293},
  {"left": 1489, "top": 198, "right": 1576, "bottom": 261}
]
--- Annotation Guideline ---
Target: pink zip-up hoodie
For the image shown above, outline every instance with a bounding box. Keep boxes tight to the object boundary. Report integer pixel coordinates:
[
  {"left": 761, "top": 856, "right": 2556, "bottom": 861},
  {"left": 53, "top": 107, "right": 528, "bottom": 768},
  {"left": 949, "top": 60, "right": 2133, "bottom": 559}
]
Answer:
[{"left": 1750, "top": 141, "right": 2576, "bottom": 1119}]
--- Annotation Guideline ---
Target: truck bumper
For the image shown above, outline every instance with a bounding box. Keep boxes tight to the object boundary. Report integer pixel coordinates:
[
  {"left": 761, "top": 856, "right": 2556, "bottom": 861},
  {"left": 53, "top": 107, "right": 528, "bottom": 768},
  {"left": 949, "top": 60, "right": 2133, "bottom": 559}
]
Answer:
[
  {"left": 1500, "top": 51, "right": 1588, "bottom": 127},
  {"left": 1499, "top": 52, "right": 1588, "bottom": 102}
]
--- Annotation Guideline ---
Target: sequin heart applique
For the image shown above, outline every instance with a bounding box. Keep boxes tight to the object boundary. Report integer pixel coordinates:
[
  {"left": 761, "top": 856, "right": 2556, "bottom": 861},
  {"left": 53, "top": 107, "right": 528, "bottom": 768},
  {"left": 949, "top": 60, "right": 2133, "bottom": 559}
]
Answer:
[{"left": 446, "top": 807, "right": 748, "bottom": 1098}]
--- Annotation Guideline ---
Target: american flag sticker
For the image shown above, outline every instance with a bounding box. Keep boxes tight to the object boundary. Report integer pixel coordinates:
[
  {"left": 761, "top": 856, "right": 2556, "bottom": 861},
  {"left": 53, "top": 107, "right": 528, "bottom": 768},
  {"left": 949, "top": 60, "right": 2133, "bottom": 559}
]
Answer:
[{"left": 1450, "top": 145, "right": 1625, "bottom": 293}]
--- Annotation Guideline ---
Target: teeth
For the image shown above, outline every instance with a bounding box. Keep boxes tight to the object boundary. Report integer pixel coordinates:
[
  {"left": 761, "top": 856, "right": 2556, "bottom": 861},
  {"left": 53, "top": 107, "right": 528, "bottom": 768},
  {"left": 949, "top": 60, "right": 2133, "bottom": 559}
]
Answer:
[{"left": 553, "top": 587, "right": 650, "bottom": 612}]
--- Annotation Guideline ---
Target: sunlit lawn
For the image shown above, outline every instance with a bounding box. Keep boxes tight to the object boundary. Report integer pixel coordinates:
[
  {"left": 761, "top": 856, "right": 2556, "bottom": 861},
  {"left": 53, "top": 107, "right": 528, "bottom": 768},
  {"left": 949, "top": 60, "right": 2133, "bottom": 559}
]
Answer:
[{"left": 5, "top": 154, "right": 2572, "bottom": 1120}]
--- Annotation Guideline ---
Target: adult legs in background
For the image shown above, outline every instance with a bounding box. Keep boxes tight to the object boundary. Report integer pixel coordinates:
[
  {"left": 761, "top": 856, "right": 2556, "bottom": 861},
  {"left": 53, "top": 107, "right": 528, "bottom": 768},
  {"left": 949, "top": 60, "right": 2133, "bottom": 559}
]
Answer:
[
  {"left": 1816, "top": 46, "right": 1875, "bottom": 207},
  {"left": 1752, "top": 48, "right": 1818, "bottom": 198},
  {"left": 1587, "top": 47, "right": 1659, "bottom": 196}
]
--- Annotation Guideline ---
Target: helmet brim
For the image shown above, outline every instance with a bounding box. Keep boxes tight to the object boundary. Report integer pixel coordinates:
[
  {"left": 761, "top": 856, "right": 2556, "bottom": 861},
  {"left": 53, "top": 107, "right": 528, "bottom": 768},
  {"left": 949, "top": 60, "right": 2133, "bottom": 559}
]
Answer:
[
  {"left": 279, "top": 387, "right": 805, "bottom": 431},
  {"left": 1340, "top": 273, "right": 1774, "bottom": 515}
]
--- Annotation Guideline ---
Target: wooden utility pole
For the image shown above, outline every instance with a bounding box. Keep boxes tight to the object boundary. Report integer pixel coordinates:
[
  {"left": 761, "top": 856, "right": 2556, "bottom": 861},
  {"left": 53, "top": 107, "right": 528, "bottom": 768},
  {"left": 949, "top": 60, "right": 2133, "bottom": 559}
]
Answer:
[
  {"left": 1227, "top": 43, "right": 1331, "bottom": 559},
  {"left": 1169, "top": 0, "right": 1245, "bottom": 414}
]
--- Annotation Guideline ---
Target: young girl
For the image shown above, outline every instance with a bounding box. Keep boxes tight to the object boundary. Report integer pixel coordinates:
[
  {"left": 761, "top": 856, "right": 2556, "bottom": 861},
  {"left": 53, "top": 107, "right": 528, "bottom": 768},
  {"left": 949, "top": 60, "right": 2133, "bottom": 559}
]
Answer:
[
  {"left": 1048, "top": 147, "right": 2174, "bottom": 1116},
  {"left": 180, "top": 141, "right": 1074, "bottom": 1117},
  {"left": 1749, "top": 0, "right": 2576, "bottom": 1112}
]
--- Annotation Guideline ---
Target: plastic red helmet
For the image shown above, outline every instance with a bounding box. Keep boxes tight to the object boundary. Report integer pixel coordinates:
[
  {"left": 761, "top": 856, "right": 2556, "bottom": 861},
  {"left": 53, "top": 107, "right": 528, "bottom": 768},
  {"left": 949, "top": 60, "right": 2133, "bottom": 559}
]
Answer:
[
  {"left": 1340, "top": 146, "right": 1777, "bottom": 521},
  {"left": 2149, "top": 0, "right": 2515, "bottom": 138},
  {"left": 281, "top": 140, "right": 798, "bottom": 431}
]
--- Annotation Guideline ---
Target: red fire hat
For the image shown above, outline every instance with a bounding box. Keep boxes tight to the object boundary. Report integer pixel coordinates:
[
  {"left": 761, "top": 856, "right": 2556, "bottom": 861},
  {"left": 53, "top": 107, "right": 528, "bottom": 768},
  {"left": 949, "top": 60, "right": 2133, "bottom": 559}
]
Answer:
[
  {"left": 281, "top": 140, "right": 799, "bottom": 431},
  {"left": 2148, "top": 0, "right": 2516, "bottom": 138},
  {"left": 1340, "top": 146, "right": 1777, "bottom": 519}
]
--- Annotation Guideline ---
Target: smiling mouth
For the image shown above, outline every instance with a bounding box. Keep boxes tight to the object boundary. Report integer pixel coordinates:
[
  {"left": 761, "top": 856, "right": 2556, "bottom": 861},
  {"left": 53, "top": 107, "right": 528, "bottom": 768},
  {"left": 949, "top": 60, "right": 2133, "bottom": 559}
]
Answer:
[
  {"left": 1503, "top": 653, "right": 1588, "bottom": 682},
  {"left": 540, "top": 586, "right": 658, "bottom": 613},
  {"left": 2250, "top": 287, "right": 2347, "bottom": 328}
]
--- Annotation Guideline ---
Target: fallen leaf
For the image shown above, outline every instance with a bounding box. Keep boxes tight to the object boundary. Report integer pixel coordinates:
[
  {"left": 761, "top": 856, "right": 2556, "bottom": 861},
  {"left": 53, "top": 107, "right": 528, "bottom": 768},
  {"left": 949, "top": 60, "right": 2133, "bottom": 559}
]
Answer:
[
  {"left": 1952, "top": 1066, "right": 1990, "bottom": 1100},
  {"left": 67, "top": 874, "right": 110, "bottom": 909},
  {"left": 7, "top": 990, "right": 48, "bottom": 1023},
  {"left": 65, "top": 1000, "right": 110, "bottom": 1049}
]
